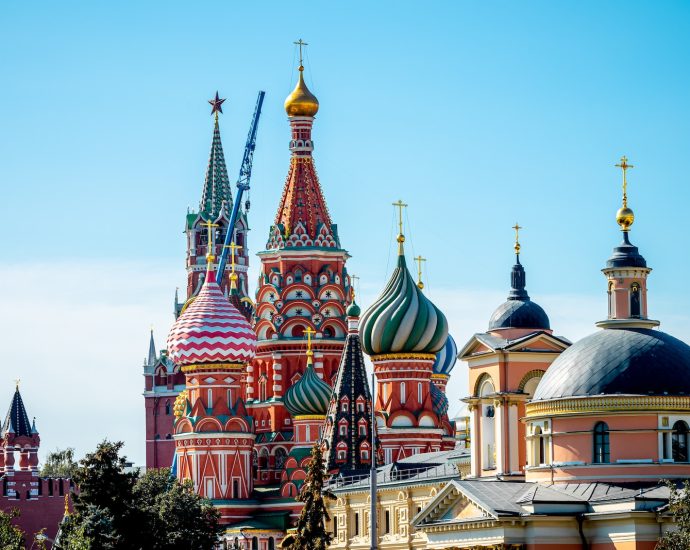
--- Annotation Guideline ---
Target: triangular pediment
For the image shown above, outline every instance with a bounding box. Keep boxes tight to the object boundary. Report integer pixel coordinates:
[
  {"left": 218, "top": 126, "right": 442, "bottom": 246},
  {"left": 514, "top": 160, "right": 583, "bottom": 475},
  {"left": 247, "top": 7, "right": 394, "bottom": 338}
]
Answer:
[{"left": 413, "top": 480, "right": 496, "bottom": 528}]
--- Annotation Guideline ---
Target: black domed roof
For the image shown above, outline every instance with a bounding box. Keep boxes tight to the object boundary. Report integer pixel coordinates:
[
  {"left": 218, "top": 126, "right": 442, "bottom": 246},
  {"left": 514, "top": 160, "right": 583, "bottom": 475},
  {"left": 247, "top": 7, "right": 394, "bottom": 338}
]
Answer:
[
  {"left": 488, "top": 257, "right": 550, "bottom": 331},
  {"left": 488, "top": 299, "right": 551, "bottom": 331},
  {"left": 533, "top": 328, "right": 690, "bottom": 401}
]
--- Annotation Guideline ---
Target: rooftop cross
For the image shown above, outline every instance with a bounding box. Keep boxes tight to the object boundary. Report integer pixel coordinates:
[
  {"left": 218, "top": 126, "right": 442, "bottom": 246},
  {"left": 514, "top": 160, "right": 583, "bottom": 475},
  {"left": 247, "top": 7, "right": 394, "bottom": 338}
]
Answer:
[
  {"left": 350, "top": 274, "right": 360, "bottom": 300},
  {"left": 615, "top": 156, "right": 634, "bottom": 208},
  {"left": 512, "top": 222, "right": 523, "bottom": 256},
  {"left": 392, "top": 200, "right": 408, "bottom": 254},
  {"left": 224, "top": 242, "right": 243, "bottom": 289},
  {"left": 202, "top": 219, "right": 219, "bottom": 263},
  {"left": 294, "top": 38, "right": 308, "bottom": 67},
  {"left": 304, "top": 326, "right": 316, "bottom": 358},
  {"left": 414, "top": 255, "right": 426, "bottom": 289}
]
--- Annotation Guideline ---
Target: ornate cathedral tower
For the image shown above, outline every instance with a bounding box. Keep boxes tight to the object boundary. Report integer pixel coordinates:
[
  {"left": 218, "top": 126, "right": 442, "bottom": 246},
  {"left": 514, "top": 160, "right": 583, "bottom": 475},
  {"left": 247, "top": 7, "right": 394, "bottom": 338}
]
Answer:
[
  {"left": 322, "top": 300, "right": 377, "bottom": 477},
  {"left": 360, "top": 209, "right": 449, "bottom": 463},
  {"left": 167, "top": 224, "right": 257, "bottom": 522},
  {"left": 178, "top": 93, "right": 252, "bottom": 316},
  {"left": 145, "top": 95, "right": 251, "bottom": 470},
  {"left": 250, "top": 49, "right": 351, "bottom": 485},
  {"left": 459, "top": 227, "right": 569, "bottom": 478}
]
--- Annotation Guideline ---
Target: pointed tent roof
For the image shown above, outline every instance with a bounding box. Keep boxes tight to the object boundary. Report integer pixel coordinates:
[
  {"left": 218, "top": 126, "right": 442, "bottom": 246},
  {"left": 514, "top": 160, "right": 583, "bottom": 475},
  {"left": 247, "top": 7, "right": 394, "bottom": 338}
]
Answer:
[
  {"left": 147, "top": 329, "right": 157, "bottom": 366},
  {"left": 3, "top": 386, "right": 34, "bottom": 437},
  {"left": 199, "top": 118, "right": 232, "bottom": 219}
]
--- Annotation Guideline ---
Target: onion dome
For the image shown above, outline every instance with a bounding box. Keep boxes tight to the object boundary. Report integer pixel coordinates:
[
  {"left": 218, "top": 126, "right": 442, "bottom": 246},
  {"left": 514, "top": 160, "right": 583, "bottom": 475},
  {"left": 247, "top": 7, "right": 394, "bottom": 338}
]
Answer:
[
  {"left": 533, "top": 328, "right": 690, "bottom": 401},
  {"left": 346, "top": 299, "right": 361, "bottom": 318},
  {"left": 432, "top": 334, "right": 458, "bottom": 376},
  {"left": 430, "top": 382, "right": 449, "bottom": 417},
  {"left": 284, "top": 66, "right": 319, "bottom": 117},
  {"left": 167, "top": 268, "right": 256, "bottom": 366},
  {"left": 361, "top": 253, "right": 448, "bottom": 356},
  {"left": 488, "top": 255, "right": 550, "bottom": 331},
  {"left": 284, "top": 359, "right": 332, "bottom": 417}
]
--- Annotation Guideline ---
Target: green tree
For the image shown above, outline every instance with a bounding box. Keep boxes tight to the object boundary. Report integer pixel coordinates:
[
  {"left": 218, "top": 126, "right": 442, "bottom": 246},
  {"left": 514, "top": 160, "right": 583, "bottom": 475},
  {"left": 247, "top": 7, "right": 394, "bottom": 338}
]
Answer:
[
  {"left": 40, "top": 448, "right": 79, "bottom": 478},
  {"left": 281, "top": 444, "right": 335, "bottom": 550},
  {"left": 657, "top": 480, "right": 690, "bottom": 549},
  {"left": 0, "top": 509, "right": 24, "bottom": 550},
  {"left": 133, "top": 468, "right": 221, "bottom": 549},
  {"left": 58, "top": 440, "right": 222, "bottom": 550}
]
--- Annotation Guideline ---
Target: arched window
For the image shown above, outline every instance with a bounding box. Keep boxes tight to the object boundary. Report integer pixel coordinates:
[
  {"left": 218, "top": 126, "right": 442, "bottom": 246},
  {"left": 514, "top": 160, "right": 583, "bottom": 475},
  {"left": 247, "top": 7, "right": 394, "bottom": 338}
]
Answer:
[
  {"left": 293, "top": 324, "right": 305, "bottom": 338},
  {"left": 593, "top": 422, "right": 610, "bottom": 464},
  {"left": 534, "top": 426, "right": 545, "bottom": 465},
  {"left": 275, "top": 448, "right": 288, "bottom": 470},
  {"left": 252, "top": 537, "right": 258, "bottom": 550},
  {"left": 268, "top": 538, "right": 275, "bottom": 550},
  {"left": 673, "top": 421, "right": 689, "bottom": 462},
  {"left": 323, "top": 326, "right": 335, "bottom": 338},
  {"left": 630, "top": 283, "right": 641, "bottom": 318},
  {"left": 608, "top": 281, "right": 615, "bottom": 318},
  {"left": 400, "top": 382, "right": 406, "bottom": 405},
  {"left": 165, "top": 400, "right": 171, "bottom": 415}
]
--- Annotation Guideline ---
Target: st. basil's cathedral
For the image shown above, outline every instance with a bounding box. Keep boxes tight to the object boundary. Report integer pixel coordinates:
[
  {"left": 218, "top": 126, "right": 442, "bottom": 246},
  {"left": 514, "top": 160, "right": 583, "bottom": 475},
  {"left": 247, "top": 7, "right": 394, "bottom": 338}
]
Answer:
[{"left": 142, "top": 49, "right": 458, "bottom": 546}]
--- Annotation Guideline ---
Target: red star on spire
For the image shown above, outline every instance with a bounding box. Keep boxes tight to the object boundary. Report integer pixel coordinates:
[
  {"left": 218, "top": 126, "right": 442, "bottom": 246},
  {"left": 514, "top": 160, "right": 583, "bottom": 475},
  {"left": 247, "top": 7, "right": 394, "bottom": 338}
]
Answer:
[{"left": 208, "top": 91, "right": 226, "bottom": 115}]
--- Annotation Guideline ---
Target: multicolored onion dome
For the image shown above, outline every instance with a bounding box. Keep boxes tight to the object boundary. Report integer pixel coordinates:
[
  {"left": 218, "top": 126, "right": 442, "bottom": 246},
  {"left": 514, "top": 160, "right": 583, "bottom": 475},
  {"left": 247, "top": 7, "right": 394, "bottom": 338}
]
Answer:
[
  {"left": 361, "top": 254, "right": 448, "bottom": 356},
  {"left": 167, "top": 269, "right": 257, "bottom": 366},
  {"left": 432, "top": 334, "right": 458, "bottom": 376},
  {"left": 284, "top": 360, "right": 332, "bottom": 417},
  {"left": 431, "top": 382, "right": 449, "bottom": 417}
]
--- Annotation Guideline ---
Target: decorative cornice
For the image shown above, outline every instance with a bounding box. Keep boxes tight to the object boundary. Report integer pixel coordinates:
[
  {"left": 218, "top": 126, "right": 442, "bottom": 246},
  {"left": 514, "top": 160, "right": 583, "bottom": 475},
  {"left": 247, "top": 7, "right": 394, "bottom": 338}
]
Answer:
[
  {"left": 181, "top": 363, "right": 245, "bottom": 373},
  {"left": 431, "top": 374, "right": 449, "bottom": 381},
  {"left": 527, "top": 395, "right": 690, "bottom": 418},
  {"left": 293, "top": 414, "right": 326, "bottom": 421},
  {"left": 370, "top": 353, "right": 437, "bottom": 362}
]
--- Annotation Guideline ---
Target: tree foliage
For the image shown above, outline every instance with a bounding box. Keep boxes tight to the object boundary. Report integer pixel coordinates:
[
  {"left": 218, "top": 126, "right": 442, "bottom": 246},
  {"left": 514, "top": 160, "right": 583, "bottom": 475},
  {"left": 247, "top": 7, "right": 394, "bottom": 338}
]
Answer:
[
  {"left": 57, "top": 440, "right": 221, "bottom": 550},
  {"left": 0, "top": 509, "right": 25, "bottom": 550},
  {"left": 40, "top": 448, "right": 79, "bottom": 479},
  {"left": 281, "top": 444, "right": 335, "bottom": 550},
  {"left": 657, "top": 480, "right": 690, "bottom": 550}
]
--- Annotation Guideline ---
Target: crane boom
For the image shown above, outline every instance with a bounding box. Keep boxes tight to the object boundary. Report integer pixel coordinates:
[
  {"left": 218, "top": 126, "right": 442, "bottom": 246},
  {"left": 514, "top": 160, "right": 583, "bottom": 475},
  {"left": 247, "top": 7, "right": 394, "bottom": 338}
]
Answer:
[{"left": 217, "top": 91, "right": 266, "bottom": 281}]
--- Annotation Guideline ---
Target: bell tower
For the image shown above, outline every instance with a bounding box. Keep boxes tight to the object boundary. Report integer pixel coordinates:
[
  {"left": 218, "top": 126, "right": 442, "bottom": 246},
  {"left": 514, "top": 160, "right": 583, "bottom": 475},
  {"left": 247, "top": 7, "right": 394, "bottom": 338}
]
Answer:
[{"left": 598, "top": 156, "right": 659, "bottom": 329}]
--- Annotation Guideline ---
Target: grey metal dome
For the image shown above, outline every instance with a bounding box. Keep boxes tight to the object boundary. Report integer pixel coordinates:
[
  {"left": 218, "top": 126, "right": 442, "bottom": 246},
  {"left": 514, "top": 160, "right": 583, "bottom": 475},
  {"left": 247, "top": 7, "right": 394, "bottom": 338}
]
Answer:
[
  {"left": 533, "top": 328, "right": 690, "bottom": 401},
  {"left": 488, "top": 299, "right": 551, "bottom": 331},
  {"left": 488, "top": 257, "right": 550, "bottom": 331}
]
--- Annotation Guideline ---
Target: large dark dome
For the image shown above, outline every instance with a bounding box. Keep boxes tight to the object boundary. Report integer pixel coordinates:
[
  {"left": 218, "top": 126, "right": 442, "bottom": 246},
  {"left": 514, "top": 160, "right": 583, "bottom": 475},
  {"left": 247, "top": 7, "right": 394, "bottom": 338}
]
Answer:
[
  {"left": 488, "top": 299, "right": 551, "bottom": 331},
  {"left": 533, "top": 328, "right": 690, "bottom": 401}
]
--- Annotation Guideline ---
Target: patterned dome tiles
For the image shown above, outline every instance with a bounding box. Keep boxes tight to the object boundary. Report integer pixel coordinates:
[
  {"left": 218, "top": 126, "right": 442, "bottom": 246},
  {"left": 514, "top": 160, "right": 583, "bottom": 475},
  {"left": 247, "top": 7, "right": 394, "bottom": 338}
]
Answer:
[{"left": 167, "top": 271, "right": 257, "bottom": 366}]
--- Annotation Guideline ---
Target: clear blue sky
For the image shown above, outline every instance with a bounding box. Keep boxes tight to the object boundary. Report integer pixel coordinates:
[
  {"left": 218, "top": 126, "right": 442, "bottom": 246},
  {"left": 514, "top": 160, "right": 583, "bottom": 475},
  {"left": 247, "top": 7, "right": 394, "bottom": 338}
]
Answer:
[{"left": 2, "top": 1, "right": 690, "bottom": 465}]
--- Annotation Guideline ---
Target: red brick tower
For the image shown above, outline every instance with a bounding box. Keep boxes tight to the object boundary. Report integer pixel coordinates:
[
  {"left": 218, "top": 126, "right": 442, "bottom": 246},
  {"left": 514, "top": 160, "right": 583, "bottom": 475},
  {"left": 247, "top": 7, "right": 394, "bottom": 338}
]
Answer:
[{"left": 249, "top": 56, "right": 351, "bottom": 486}]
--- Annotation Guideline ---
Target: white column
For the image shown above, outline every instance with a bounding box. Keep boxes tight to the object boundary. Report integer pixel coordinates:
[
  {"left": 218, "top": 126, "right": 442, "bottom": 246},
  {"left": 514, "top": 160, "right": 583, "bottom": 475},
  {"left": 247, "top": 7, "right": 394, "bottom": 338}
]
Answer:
[
  {"left": 494, "top": 401, "right": 504, "bottom": 474},
  {"left": 508, "top": 403, "right": 519, "bottom": 473},
  {"left": 469, "top": 405, "right": 478, "bottom": 477}
]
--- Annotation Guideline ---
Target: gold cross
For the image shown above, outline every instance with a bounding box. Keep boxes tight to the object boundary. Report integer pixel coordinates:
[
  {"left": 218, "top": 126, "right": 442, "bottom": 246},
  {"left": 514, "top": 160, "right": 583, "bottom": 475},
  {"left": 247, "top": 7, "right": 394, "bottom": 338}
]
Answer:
[
  {"left": 512, "top": 223, "right": 522, "bottom": 255},
  {"left": 202, "top": 220, "right": 219, "bottom": 262},
  {"left": 414, "top": 255, "right": 426, "bottom": 289},
  {"left": 294, "top": 39, "right": 308, "bottom": 67},
  {"left": 392, "top": 200, "right": 408, "bottom": 248},
  {"left": 615, "top": 156, "right": 634, "bottom": 207},
  {"left": 350, "top": 274, "right": 360, "bottom": 299},
  {"left": 224, "top": 242, "right": 243, "bottom": 273},
  {"left": 304, "top": 327, "right": 316, "bottom": 357}
]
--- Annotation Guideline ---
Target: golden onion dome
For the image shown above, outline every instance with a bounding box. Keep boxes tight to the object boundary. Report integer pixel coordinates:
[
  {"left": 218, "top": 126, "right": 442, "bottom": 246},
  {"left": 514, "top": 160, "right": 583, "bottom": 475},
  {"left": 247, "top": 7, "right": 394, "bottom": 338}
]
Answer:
[
  {"left": 616, "top": 206, "right": 635, "bottom": 231},
  {"left": 284, "top": 66, "right": 319, "bottom": 117}
]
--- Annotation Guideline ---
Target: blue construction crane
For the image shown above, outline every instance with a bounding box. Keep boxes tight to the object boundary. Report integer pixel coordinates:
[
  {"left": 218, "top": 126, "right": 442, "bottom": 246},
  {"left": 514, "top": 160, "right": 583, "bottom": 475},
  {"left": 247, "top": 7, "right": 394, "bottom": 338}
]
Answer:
[{"left": 217, "top": 91, "right": 266, "bottom": 281}]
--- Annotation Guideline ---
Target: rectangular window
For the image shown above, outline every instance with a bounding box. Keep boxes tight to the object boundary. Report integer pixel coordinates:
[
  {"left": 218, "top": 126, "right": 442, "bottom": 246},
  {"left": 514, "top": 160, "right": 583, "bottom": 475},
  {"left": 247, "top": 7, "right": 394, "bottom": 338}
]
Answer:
[
  {"left": 342, "top": 402, "right": 348, "bottom": 412},
  {"left": 205, "top": 478, "right": 214, "bottom": 499},
  {"left": 340, "top": 425, "right": 347, "bottom": 436},
  {"left": 401, "top": 382, "right": 406, "bottom": 405},
  {"left": 354, "top": 512, "right": 359, "bottom": 536},
  {"left": 333, "top": 516, "right": 338, "bottom": 536},
  {"left": 359, "top": 425, "right": 366, "bottom": 436},
  {"left": 384, "top": 510, "right": 390, "bottom": 534},
  {"left": 418, "top": 382, "right": 422, "bottom": 404},
  {"left": 357, "top": 403, "right": 364, "bottom": 412}
]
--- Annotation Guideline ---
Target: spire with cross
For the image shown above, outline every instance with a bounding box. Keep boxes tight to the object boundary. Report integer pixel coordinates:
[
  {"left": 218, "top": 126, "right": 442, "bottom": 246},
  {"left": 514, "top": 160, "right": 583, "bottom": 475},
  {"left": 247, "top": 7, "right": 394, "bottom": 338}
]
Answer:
[
  {"left": 513, "top": 223, "right": 522, "bottom": 257},
  {"left": 304, "top": 327, "right": 316, "bottom": 358},
  {"left": 615, "top": 156, "right": 634, "bottom": 208},
  {"left": 414, "top": 255, "right": 426, "bottom": 289},
  {"left": 392, "top": 200, "right": 408, "bottom": 255},
  {"left": 614, "top": 156, "right": 635, "bottom": 231},
  {"left": 294, "top": 38, "right": 308, "bottom": 69}
]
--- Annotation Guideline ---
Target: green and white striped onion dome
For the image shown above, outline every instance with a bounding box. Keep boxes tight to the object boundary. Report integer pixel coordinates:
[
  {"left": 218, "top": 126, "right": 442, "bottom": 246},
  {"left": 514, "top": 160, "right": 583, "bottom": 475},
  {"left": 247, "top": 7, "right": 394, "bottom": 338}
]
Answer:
[
  {"left": 361, "top": 254, "right": 448, "bottom": 356},
  {"left": 284, "top": 359, "right": 332, "bottom": 417}
]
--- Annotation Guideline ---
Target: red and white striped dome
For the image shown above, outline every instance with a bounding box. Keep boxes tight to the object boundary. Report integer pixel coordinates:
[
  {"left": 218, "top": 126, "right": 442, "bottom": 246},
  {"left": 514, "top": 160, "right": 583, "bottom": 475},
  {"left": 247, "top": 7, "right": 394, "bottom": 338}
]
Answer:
[{"left": 167, "top": 270, "right": 256, "bottom": 366}]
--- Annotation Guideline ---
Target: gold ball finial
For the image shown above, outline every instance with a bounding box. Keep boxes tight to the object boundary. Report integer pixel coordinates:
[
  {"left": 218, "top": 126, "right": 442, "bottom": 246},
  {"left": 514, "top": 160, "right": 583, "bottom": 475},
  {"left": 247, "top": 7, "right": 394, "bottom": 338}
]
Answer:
[{"left": 616, "top": 206, "right": 635, "bottom": 230}]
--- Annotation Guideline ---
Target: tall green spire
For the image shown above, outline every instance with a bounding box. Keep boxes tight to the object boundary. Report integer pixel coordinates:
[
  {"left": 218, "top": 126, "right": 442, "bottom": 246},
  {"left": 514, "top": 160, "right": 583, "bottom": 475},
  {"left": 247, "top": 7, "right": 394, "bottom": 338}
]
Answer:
[{"left": 200, "top": 95, "right": 232, "bottom": 218}]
